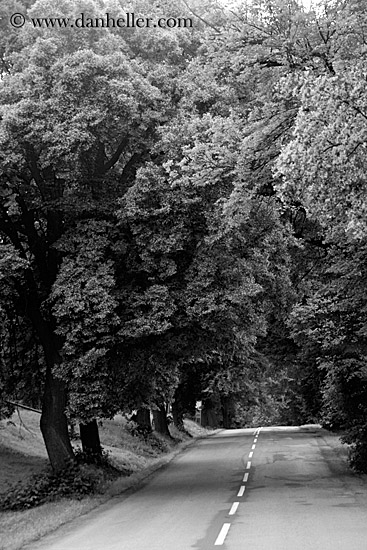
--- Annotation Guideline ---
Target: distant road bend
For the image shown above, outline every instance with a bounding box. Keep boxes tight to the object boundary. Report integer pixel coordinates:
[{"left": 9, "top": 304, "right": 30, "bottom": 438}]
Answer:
[{"left": 25, "top": 426, "right": 367, "bottom": 550}]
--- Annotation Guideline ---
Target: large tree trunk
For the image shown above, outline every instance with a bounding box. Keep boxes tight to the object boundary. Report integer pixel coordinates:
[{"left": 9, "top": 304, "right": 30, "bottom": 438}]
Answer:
[
  {"left": 80, "top": 419, "right": 102, "bottom": 455},
  {"left": 152, "top": 404, "right": 171, "bottom": 438},
  {"left": 172, "top": 400, "right": 192, "bottom": 437},
  {"left": 172, "top": 399, "right": 184, "bottom": 430},
  {"left": 9, "top": 188, "right": 74, "bottom": 472},
  {"left": 221, "top": 394, "right": 235, "bottom": 429},
  {"left": 201, "top": 397, "right": 219, "bottom": 428},
  {"left": 133, "top": 408, "right": 152, "bottom": 433},
  {"left": 40, "top": 365, "right": 75, "bottom": 471},
  {"left": 26, "top": 290, "right": 75, "bottom": 471}
]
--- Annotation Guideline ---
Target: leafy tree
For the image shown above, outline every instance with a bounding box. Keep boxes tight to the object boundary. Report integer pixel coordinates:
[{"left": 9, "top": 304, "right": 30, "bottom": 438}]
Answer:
[
  {"left": 289, "top": 238, "right": 367, "bottom": 470},
  {"left": 276, "top": 0, "right": 367, "bottom": 469},
  {"left": 3, "top": 0, "right": 366, "bottom": 472},
  {"left": 0, "top": 0, "right": 174, "bottom": 468},
  {"left": 50, "top": 221, "right": 119, "bottom": 424}
]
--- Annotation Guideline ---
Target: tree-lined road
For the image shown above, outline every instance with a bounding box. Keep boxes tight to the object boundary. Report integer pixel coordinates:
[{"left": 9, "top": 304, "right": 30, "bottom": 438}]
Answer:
[{"left": 25, "top": 426, "right": 367, "bottom": 550}]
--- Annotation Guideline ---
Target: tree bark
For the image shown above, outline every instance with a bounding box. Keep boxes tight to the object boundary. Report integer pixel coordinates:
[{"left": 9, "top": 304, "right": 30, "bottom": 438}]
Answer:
[
  {"left": 80, "top": 419, "right": 102, "bottom": 455},
  {"left": 152, "top": 405, "right": 171, "bottom": 438},
  {"left": 133, "top": 408, "right": 152, "bottom": 432},
  {"left": 4, "top": 167, "right": 74, "bottom": 472},
  {"left": 25, "top": 286, "right": 75, "bottom": 471},
  {"left": 201, "top": 397, "right": 219, "bottom": 428},
  {"left": 221, "top": 394, "right": 235, "bottom": 429},
  {"left": 40, "top": 365, "right": 75, "bottom": 471},
  {"left": 172, "top": 400, "right": 192, "bottom": 437},
  {"left": 172, "top": 400, "right": 184, "bottom": 430}
]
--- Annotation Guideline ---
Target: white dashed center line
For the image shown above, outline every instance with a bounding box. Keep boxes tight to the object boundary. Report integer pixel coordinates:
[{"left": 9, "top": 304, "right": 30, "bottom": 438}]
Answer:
[
  {"left": 213, "top": 428, "right": 262, "bottom": 546},
  {"left": 229, "top": 502, "right": 239, "bottom": 515},
  {"left": 214, "top": 523, "right": 231, "bottom": 546}
]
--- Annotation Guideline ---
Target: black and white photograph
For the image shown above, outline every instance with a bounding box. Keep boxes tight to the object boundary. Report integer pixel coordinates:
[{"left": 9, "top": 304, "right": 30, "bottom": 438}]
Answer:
[{"left": 0, "top": 1, "right": 366, "bottom": 548}]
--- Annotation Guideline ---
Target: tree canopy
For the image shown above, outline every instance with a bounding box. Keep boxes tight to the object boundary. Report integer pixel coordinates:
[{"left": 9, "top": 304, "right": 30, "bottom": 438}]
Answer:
[{"left": 1, "top": 0, "right": 367, "bottom": 472}]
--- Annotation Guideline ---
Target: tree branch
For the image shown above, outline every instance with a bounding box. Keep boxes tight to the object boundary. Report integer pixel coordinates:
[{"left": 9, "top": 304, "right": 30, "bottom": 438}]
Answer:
[
  {"left": 341, "top": 99, "right": 367, "bottom": 122},
  {"left": 16, "top": 195, "right": 50, "bottom": 282},
  {"left": 181, "top": 0, "right": 222, "bottom": 34},
  {"left": 120, "top": 150, "right": 147, "bottom": 188},
  {"left": 0, "top": 205, "right": 27, "bottom": 258},
  {"left": 102, "top": 137, "right": 129, "bottom": 174}
]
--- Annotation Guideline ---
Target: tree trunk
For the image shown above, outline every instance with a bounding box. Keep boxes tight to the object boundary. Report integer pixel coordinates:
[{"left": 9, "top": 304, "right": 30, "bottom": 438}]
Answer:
[
  {"left": 80, "top": 419, "right": 102, "bottom": 455},
  {"left": 172, "top": 400, "right": 192, "bottom": 437},
  {"left": 133, "top": 408, "right": 152, "bottom": 432},
  {"left": 201, "top": 397, "right": 219, "bottom": 428},
  {"left": 40, "top": 366, "right": 75, "bottom": 471},
  {"left": 152, "top": 405, "right": 171, "bottom": 438},
  {"left": 221, "top": 394, "right": 235, "bottom": 429},
  {"left": 172, "top": 400, "right": 184, "bottom": 430},
  {"left": 11, "top": 200, "right": 74, "bottom": 472}
]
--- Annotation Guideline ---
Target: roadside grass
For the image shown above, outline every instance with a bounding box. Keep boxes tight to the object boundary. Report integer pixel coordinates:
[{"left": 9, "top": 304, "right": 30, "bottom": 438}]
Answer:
[
  {"left": 0, "top": 497, "right": 103, "bottom": 550},
  {"left": 0, "top": 410, "right": 48, "bottom": 494},
  {"left": 0, "top": 410, "right": 214, "bottom": 550}
]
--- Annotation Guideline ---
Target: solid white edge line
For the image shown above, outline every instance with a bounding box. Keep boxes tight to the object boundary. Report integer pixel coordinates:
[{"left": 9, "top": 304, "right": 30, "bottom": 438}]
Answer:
[
  {"left": 246, "top": 461, "right": 251, "bottom": 469},
  {"left": 214, "top": 523, "right": 231, "bottom": 546},
  {"left": 243, "top": 472, "right": 249, "bottom": 482},
  {"left": 229, "top": 502, "right": 239, "bottom": 515},
  {"left": 237, "top": 485, "right": 246, "bottom": 497}
]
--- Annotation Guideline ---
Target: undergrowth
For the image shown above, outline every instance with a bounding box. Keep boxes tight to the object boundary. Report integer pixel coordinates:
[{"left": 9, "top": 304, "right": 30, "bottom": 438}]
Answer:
[
  {"left": 0, "top": 448, "right": 120, "bottom": 511},
  {"left": 125, "top": 420, "right": 173, "bottom": 453},
  {"left": 0, "top": 429, "right": 179, "bottom": 511},
  {"left": 0, "top": 417, "right": 205, "bottom": 512},
  {"left": 341, "top": 423, "right": 367, "bottom": 474}
]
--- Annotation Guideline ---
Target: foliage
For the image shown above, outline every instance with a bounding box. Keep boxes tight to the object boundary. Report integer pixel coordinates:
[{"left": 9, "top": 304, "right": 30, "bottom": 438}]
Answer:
[
  {"left": 274, "top": 1, "right": 367, "bottom": 470},
  {"left": 288, "top": 237, "right": 367, "bottom": 470},
  {"left": 277, "top": 61, "right": 367, "bottom": 237},
  {"left": 1, "top": 0, "right": 367, "bottom": 473},
  {"left": 0, "top": 243, "right": 44, "bottom": 411},
  {"left": 0, "top": 460, "right": 104, "bottom": 511},
  {"left": 50, "top": 221, "right": 119, "bottom": 422},
  {"left": 0, "top": 0, "right": 194, "bottom": 468}
]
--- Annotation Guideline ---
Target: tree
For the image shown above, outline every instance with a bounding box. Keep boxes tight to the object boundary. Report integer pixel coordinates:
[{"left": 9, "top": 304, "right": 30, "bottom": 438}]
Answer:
[
  {"left": 0, "top": 0, "right": 170, "bottom": 469},
  {"left": 3, "top": 0, "right": 364, "bottom": 470},
  {"left": 276, "top": 0, "right": 367, "bottom": 470},
  {"left": 288, "top": 237, "right": 367, "bottom": 470}
]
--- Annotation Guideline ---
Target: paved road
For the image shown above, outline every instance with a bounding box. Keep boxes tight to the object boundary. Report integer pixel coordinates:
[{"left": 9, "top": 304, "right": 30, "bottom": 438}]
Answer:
[{"left": 24, "top": 426, "right": 367, "bottom": 550}]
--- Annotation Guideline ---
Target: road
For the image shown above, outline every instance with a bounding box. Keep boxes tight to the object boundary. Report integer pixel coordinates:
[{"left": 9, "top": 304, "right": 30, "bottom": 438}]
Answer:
[{"left": 24, "top": 426, "right": 367, "bottom": 550}]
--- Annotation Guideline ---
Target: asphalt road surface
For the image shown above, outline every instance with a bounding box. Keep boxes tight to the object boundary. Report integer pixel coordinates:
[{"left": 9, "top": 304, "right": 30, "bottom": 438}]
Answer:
[{"left": 24, "top": 426, "right": 367, "bottom": 550}]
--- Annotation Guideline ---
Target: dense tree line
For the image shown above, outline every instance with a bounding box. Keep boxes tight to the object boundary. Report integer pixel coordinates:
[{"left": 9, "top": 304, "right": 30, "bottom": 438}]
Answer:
[{"left": 0, "top": 0, "right": 366, "bottom": 472}]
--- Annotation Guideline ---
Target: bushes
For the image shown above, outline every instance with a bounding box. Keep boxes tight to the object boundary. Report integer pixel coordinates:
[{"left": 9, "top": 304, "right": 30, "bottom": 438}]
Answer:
[
  {"left": 126, "top": 419, "right": 152, "bottom": 440},
  {"left": 125, "top": 420, "right": 172, "bottom": 452},
  {"left": 340, "top": 422, "right": 367, "bottom": 473},
  {"left": 0, "top": 452, "right": 115, "bottom": 511}
]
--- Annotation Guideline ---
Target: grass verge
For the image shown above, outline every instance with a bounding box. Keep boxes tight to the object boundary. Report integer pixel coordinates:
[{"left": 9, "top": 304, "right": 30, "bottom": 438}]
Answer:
[{"left": 0, "top": 410, "right": 215, "bottom": 550}]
